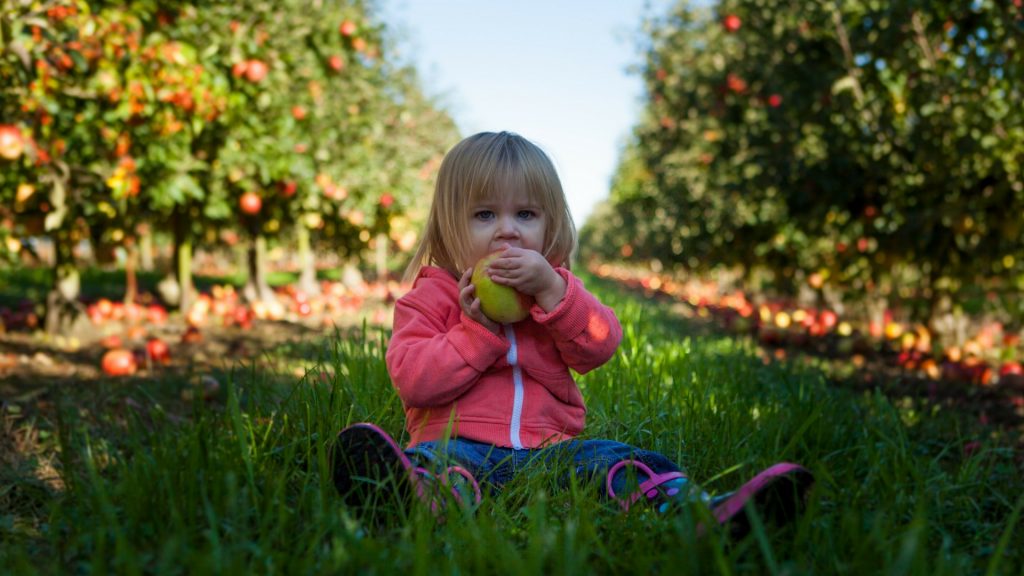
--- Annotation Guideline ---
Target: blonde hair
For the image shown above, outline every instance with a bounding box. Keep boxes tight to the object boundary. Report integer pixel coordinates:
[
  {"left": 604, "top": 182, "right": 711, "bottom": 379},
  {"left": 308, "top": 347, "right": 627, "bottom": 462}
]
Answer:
[{"left": 404, "top": 131, "right": 577, "bottom": 282}]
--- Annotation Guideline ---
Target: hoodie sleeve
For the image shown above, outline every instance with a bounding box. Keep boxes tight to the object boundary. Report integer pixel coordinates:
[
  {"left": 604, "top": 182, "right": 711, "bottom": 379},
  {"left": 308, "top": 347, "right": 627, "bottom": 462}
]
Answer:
[
  {"left": 530, "top": 268, "right": 623, "bottom": 374},
  {"left": 385, "top": 274, "right": 510, "bottom": 409}
]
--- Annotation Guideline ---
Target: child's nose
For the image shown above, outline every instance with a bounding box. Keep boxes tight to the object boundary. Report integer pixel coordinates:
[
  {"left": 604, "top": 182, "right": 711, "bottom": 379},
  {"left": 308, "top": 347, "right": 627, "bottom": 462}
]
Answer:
[{"left": 495, "top": 215, "right": 519, "bottom": 237}]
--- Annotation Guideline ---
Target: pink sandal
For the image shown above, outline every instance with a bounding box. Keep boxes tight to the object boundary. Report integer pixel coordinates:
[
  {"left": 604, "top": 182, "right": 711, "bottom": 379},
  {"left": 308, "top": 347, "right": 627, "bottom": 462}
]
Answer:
[
  {"left": 605, "top": 459, "right": 693, "bottom": 512},
  {"left": 608, "top": 459, "right": 814, "bottom": 538},
  {"left": 699, "top": 462, "right": 814, "bottom": 537},
  {"left": 332, "top": 423, "right": 482, "bottom": 515}
]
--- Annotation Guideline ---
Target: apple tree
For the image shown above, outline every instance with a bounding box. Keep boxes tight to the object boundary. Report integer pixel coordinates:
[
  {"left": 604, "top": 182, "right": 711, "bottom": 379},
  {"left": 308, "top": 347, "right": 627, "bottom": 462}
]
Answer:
[{"left": 586, "top": 0, "right": 1024, "bottom": 328}]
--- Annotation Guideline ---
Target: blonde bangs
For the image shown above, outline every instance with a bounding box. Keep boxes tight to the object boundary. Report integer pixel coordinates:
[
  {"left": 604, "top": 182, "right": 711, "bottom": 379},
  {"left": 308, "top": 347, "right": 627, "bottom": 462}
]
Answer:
[{"left": 403, "top": 132, "right": 579, "bottom": 282}]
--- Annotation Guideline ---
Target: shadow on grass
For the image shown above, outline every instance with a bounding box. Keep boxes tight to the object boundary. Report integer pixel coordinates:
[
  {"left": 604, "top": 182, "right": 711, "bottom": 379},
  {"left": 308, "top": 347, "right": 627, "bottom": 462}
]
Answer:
[{"left": 0, "top": 264, "right": 351, "bottom": 308}]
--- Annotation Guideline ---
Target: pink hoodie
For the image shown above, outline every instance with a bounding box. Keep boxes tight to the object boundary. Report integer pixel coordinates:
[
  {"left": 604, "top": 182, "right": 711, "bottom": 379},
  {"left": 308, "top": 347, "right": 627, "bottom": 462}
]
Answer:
[{"left": 386, "top": 266, "right": 623, "bottom": 448}]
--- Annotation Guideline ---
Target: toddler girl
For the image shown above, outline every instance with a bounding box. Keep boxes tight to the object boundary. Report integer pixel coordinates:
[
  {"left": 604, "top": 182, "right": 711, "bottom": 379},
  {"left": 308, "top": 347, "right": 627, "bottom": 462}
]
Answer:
[{"left": 332, "top": 131, "right": 812, "bottom": 533}]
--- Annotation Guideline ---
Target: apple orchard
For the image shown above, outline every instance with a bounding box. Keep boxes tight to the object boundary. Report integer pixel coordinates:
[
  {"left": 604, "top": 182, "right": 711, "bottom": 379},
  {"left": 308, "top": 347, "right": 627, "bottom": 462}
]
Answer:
[
  {"left": 2, "top": 1, "right": 1024, "bottom": 388},
  {"left": 0, "top": 0, "right": 457, "bottom": 349},
  {"left": 581, "top": 0, "right": 1024, "bottom": 386}
]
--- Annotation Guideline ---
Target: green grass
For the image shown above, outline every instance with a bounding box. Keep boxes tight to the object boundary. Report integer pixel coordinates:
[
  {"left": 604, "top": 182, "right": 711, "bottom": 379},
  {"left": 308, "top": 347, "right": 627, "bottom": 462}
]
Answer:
[{"left": 2, "top": 274, "right": 1022, "bottom": 574}]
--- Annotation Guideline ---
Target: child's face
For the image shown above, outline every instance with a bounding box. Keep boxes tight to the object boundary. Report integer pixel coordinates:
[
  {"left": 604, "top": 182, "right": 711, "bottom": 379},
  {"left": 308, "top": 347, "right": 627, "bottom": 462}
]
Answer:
[{"left": 467, "top": 190, "right": 547, "bottom": 265}]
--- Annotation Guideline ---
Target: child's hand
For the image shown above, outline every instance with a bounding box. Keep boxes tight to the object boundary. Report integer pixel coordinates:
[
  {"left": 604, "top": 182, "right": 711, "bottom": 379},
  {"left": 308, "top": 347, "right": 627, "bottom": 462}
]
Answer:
[
  {"left": 484, "top": 247, "right": 567, "bottom": 312},
  {"left": 458, "top": 268, "right": 501, "bottom": 334}
]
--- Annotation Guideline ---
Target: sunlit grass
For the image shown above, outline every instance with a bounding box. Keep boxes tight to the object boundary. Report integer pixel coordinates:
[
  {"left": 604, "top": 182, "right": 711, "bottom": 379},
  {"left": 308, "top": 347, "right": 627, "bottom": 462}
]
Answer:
[{"left": 1, "top": 275, "right": 1021, "bottom": 574}]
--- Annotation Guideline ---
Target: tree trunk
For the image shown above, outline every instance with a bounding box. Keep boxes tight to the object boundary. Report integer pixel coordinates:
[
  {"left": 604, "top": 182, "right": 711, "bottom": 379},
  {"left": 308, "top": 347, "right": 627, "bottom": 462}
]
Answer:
[
  {"left": 171, "top": 206, "right": 195, "bottom": 312},
  {"left": 296, "top": 222, "right": 320, "bottom": 296},
  {"left": 124, "top": 237, "right": 138, "bottom": 305},
  {"left": 340, "top": 260, "right": 365, "bottom": 293},
  {"left": 865, "top": 295, "right": 887, "bottom": 340},
  {"left": 243, "top": 234, "right": 277, "bottom": 304},
  {"left": 139, "top": 222, "right": 154, "bottom": 272},
  {"left": 44, "top": 229, "right": 85, "bottom": 334}
]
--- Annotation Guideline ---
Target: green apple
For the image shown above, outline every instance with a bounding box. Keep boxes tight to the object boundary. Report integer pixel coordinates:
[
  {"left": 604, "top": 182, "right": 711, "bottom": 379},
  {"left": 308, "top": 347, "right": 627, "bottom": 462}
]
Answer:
[{"left": 471, "top": 251, "right": 534, "bottom": 323}]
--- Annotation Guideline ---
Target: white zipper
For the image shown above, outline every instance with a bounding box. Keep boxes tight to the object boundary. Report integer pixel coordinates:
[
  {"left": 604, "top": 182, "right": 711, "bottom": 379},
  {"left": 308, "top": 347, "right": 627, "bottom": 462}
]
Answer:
[{"left": 504, "top": 324, "right": 524, "bottom": 449}]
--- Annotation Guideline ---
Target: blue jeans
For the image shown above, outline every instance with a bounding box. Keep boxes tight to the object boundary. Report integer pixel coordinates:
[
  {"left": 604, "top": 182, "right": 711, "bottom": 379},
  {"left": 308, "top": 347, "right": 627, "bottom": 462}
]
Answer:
[{"left": 406, "top": 438, "right": 684, "bottom": 500}]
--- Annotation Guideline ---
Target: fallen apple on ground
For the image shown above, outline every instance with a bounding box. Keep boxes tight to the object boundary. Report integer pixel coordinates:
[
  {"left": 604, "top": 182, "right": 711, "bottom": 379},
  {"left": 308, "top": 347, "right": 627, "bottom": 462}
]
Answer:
[
  {"left": 147, "top": 338, "right": 171, "bottom": 365},
  {"left": 102, "top": 348, "right": 137, "bottom": 376},
  {"left": 471, "top": 251, "right": 534, "bottom": 324}
]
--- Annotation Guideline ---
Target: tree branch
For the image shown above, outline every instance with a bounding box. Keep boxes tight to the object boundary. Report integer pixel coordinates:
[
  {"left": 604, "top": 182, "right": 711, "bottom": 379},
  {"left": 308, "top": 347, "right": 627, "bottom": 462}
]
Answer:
[{"left": 911, "top": 11, "right": 937, "bottom": 70}]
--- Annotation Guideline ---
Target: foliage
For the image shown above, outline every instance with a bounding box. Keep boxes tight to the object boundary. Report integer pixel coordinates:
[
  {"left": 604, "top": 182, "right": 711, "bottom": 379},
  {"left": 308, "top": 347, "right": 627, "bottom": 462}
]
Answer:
[
  {"left": 583, "top": 0, "right": 1024, "bottom": 322},
  {"left": 0, "top": 0, "right": 457, "bottom": 293}
]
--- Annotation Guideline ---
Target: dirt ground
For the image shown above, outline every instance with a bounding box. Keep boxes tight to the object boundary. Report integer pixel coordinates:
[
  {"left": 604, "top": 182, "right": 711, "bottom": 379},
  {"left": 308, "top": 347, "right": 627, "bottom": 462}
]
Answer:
[{"left": 0, "top": 297, "right": 393, "bottom": 503}]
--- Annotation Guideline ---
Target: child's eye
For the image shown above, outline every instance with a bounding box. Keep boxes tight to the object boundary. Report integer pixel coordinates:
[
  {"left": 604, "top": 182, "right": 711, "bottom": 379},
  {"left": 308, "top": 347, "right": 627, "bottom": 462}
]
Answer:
[
  {"left": 475, "top": 210, "right": 495, "bottom": 221},
  {"left": 517, "top": 210, "right": 537, "bottom": 220}
]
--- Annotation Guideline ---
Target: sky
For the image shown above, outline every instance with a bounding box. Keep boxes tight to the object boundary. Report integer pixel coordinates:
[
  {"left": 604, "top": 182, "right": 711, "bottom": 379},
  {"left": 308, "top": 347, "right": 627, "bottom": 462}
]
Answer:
[{"left": 379, "top": 0, "right": 679, "bottom": 226}]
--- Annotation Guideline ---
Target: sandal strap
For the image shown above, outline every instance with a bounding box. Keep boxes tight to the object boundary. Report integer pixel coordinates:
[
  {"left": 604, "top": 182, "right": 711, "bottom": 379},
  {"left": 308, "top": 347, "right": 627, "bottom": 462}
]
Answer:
[
  {"left": 606, "top": 459, "right": 687, "bottom": 512},
  {"left": 412, "top": 465, "right": 482, "bottom": 515},
  {"left": 443, "top": 465, "right": 483, "bottom": 506}
]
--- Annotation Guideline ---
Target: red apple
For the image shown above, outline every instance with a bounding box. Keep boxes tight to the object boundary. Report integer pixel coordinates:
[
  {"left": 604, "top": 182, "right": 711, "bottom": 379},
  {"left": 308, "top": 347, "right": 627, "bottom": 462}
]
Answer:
[
  {"left": 244, "top": 59, "right": 268, "bottom": 83},
  {"left": 819, "top": 310, "right": 838, "bottom": 330},
  {"left": 726, "top": 73, "right": 747, "bottom": 93},
  {"left": 102, "top": 349, "right": 137, "bottom": 376},
  {"left": 0, "top": 125, "right": 24, "bottom": 160},
  {"left": 768, "top": 94, "right": 782, "bottom": 108},
  {"left": 1000, "top": 362, "right": 1023, "bottom": 376},
  {"left": 240, "top": 192, "right": 262, "bottom": 215},
  {"left": 146, "top": 338, "right": 171, "bottom": 365},
  {"left": 231, "top": 60, "right": 249, "bottom": 78},
  {"left": 87, "top": 304, "right": 105, "bottom": 324},
  {"left": 147, "top": 304, "right": 168, "bottom": 325},
  {"left": 328, "top": 55, "right": 344, "bottom": 71},
  {"left": 291, "top": 106, "right": 307, "bottom": 120},
  {"left": 123, "top": 302, "right": 144, "bottom": 324},
  {"left": 723, "top": 14, "right": 742, "bottom": 32},
  {"left": 279, "top": 181, "right": 297, "bottom": 198},
  {"left": 339, "top": 19, "right": 357, "bottom": 36},
  {"left": 232, "top": 305, "right": 252, "bottom": 328}
]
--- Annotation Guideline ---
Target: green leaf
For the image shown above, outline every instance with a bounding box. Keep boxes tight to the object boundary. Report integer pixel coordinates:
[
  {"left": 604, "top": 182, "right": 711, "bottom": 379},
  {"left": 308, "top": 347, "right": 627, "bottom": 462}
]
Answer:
[{"left": 831, "top": 75, "right": 859, "bottom": 95}]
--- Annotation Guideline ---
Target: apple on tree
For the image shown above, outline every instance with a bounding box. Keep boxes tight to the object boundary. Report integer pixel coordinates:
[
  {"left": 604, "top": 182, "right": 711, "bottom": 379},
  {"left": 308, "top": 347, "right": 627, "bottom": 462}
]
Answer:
[
  {"left": 723, "top": 14, "right": 741, "bottom": 32},
  {"left": 16, "top": 183, "right": 35, "bottom": 203},
  {"left": 245, "top": 59, "right": 268, "bottom": 83},
  {"left": 0, "top": 125, "right": 24, "bottom": 160},
  {"left": 279, "top": 181, "right": 298, "bottom": 197},
  {"left": 240, "top": 192, "right": 262, "bottom": 215},
  {"left": 471, "top": 251, "right": 535, "bottom": 324},
  {"left": 231, "top": 61, "right": 249, "bottom": 78}
]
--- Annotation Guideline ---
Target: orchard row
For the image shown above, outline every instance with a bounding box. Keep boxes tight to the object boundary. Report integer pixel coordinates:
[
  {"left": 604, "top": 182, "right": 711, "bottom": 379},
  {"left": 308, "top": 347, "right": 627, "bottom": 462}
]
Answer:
[
  {"left": 590, "top": 262, "right": 1024, "bottom": 390},
  {"left": 0, "top": 0, "right": 458, "bottom": 333},
  {"left": 582, "top": 0, "right": 1024, "bottom": 327},
  {"left": 1, "top": 273, "right": 400, "bottom": 377}
]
